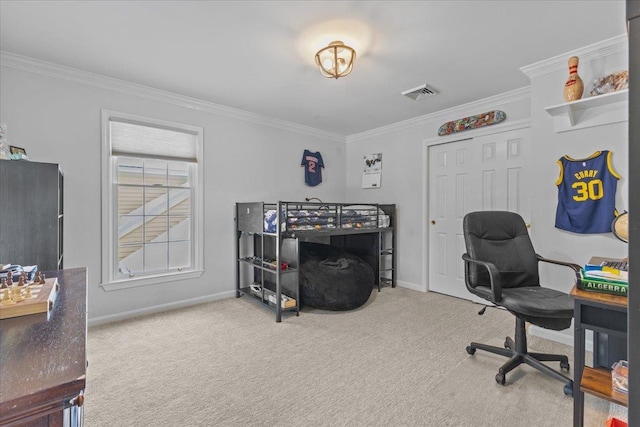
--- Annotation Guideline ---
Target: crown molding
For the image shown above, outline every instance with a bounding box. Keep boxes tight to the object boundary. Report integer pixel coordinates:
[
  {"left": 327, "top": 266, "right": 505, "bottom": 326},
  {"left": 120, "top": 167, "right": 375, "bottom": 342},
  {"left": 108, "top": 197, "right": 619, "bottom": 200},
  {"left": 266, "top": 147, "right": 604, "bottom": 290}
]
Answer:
[
  {"left": 0, "top": 51, "right": 346, "bottom": 143},
  {"left": 346, "top": 86, "right": 531, "bottom": 143},
  {"left": 520, "top": 34, "right": 628, "bottom": 79}
]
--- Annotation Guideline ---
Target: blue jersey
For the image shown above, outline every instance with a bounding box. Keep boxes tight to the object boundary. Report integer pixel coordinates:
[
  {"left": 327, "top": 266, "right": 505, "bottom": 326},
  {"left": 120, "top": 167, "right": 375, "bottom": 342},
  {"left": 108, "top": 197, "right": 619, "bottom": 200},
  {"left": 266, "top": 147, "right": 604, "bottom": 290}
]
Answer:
[
  {"left": 301, "top": 150, "right": 324, "bottom": 186},
  {"left": 555, "top": 150, "right": 620, "bottom": 234}
]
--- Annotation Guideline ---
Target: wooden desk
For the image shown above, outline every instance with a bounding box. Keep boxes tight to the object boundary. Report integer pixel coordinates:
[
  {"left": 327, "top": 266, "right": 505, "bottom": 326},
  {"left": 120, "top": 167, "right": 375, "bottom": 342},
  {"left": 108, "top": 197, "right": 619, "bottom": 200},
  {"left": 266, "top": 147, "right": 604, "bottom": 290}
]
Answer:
[
  {"left": 0, "top": 268, "right": 87, "bottom": 427},
  {"left": 571, "top": 284, "right": 628, "bottom": 426}
]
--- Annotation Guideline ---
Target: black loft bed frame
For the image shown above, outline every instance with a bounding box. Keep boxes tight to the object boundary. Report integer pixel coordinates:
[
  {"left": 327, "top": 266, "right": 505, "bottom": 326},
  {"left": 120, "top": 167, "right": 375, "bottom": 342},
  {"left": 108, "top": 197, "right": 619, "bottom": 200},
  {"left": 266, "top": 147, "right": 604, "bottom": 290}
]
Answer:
[{"left": 235, "top": 201, "right": 396, "bottom": 321}]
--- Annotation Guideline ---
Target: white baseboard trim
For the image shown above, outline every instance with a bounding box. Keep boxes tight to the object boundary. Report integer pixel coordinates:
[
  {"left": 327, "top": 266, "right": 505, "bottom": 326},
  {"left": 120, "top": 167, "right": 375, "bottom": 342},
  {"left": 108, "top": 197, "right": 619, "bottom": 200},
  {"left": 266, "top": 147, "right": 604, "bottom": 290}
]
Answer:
[
  {"left": 88, "top": 290, "right": 236, "bottom": 327},
  {"left": 395, "top": 280, "right": 425, "bottom": 292},
  {"left": 529, "top": 324, "right": 594, "bottom": 351},
  {"left": 529, "top": 326, "right": 573, "bottom": 346}
]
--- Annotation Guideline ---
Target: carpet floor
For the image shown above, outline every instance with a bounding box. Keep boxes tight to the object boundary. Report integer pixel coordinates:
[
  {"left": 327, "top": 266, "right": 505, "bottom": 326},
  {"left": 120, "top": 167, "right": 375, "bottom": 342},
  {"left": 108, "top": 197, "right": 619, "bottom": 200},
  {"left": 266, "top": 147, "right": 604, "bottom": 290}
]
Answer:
[{"left": 85, "top": 287, "right": 614, "bottom": 426}]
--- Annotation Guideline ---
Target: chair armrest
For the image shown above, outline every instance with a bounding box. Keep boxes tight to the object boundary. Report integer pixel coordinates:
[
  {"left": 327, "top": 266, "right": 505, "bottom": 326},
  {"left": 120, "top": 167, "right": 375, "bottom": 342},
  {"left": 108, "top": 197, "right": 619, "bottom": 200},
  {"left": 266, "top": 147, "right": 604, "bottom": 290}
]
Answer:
[
  {"left": 536, "top": 254, "right": 582, "bottom": 283},
  {"left": 461, "top": 253, "right": 503, "bottom": 303}
]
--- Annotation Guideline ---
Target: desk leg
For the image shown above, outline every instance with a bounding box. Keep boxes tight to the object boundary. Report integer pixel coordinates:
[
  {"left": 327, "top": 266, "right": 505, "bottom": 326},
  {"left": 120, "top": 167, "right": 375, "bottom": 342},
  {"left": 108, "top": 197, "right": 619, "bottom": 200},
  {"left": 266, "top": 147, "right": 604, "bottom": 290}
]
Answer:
[{"left": 573, "top": 305, "right": 585, "bottom": 427}]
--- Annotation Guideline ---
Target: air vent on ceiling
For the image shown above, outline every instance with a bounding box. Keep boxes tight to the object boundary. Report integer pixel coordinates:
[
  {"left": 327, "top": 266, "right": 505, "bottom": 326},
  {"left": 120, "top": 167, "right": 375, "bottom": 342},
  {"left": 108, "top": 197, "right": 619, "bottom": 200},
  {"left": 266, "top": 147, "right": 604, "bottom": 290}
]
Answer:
[{"left": 401, "top": 84, "right": 439, "bottom": 101}]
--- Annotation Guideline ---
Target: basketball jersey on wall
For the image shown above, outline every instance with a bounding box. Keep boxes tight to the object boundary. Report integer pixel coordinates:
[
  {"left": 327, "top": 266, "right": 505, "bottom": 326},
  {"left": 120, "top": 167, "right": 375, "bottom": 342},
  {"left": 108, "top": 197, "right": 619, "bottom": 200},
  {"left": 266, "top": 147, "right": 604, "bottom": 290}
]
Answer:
[{"left": 555, "top": 150, "right": 620, "bottom": 234}]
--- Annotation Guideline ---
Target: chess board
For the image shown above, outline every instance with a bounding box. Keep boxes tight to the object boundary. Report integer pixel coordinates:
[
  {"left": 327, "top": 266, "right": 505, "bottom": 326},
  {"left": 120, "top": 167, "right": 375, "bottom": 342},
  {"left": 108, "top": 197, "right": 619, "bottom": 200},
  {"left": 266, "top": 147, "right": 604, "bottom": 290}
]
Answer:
[{"left": 0, "top": 278, "right": 59, "bottom": 320}]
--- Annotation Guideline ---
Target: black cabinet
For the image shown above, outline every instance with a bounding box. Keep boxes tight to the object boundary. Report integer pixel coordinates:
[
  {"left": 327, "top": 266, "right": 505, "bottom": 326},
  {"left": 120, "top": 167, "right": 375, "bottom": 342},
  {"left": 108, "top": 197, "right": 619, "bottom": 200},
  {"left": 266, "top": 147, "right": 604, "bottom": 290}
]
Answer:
[{"left": 0, "top": 160, "right": 63, "bottom": 271}]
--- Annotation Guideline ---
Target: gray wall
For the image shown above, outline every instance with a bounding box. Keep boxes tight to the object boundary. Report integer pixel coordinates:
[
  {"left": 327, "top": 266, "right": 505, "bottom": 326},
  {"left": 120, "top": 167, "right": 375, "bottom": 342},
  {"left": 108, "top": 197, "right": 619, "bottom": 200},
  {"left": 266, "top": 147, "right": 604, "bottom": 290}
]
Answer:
[
  {"left": 345, "top": 91, "right": 531, "bottom": 291},
  {"left": 345, "top": 38, "right": 629, "bottom": 346},
  {"left": 525, "top": 41, "right": 628, "bottom": 343},
  {"left": 527, "top": 49, "right": 629, "bottom": 279},
  {"left": 0, "top": 65, "right": 346, "bottom": 324},
  {"left": 0, "top": 35, "right": 628, "bottom": 334}
]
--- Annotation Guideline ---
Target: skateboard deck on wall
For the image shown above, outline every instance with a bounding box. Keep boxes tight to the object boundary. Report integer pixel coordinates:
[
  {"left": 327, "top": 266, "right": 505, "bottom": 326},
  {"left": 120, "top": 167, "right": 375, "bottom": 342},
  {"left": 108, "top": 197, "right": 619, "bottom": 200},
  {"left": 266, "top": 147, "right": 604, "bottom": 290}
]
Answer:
[{"left": 438, "top": 110, "right": 506, "bottom": 136}]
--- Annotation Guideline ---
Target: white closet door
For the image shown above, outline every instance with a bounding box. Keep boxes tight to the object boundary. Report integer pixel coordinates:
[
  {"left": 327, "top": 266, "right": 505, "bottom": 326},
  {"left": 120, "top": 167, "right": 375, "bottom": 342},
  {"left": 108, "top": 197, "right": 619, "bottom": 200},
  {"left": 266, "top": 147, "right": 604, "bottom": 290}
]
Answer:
[{"left": 428, "top": 127, "right": 531, "bottom": 301}]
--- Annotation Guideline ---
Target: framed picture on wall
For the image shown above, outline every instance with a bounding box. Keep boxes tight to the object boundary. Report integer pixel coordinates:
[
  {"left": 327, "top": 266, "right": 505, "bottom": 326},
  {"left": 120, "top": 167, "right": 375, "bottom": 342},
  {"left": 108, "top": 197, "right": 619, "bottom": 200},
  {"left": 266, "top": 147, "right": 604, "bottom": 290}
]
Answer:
[{"left": 362, "top": 153, "right": 382, "bottom": 188}]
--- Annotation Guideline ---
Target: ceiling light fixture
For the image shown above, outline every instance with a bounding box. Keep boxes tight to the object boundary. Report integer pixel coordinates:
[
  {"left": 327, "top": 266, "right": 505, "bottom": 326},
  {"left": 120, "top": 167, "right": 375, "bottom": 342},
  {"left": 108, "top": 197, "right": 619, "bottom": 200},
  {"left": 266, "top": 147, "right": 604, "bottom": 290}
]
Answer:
[{"left": 314, "top": 41, "right": 356, "bottom": 79}]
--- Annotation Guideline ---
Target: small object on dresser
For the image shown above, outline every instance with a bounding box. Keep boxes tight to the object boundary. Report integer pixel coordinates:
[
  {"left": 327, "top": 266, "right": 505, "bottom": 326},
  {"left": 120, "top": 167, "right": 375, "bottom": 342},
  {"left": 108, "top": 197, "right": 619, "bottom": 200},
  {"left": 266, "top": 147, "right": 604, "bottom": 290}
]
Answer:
[
  {"left": 0, "top": 288, "right": 12, "bottom": 305},
  {"left": 9, "top": 145, "right": 28, "bottom": 160},
  {"left": 12, "top": 286, "right": 23, "bottom": 302},
  {"left": 0, "top": 276, "right": 59, "bottom": 319}
]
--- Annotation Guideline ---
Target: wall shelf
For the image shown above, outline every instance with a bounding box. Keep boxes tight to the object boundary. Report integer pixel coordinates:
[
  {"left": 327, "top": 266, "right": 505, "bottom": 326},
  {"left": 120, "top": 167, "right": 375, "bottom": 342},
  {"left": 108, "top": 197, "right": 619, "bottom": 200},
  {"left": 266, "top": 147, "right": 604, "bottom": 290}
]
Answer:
[{"left": 545, "top": 89, "right": 628, "bottom": 133}]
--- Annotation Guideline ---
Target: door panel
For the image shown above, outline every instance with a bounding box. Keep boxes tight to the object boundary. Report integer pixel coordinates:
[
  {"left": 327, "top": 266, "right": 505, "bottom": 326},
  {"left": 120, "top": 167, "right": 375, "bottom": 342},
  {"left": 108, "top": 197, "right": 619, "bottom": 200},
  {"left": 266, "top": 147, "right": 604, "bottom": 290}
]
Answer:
[{"left": 428, "top": 127, "right": 531, "bottom": 301}]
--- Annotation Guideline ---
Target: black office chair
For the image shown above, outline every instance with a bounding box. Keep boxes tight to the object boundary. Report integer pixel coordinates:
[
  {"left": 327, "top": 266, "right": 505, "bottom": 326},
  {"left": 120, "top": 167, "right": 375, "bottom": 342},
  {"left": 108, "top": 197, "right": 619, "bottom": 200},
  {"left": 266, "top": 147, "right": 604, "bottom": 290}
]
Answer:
[{"left": 462, "top": 211, "right": 581, "bottom": 396}]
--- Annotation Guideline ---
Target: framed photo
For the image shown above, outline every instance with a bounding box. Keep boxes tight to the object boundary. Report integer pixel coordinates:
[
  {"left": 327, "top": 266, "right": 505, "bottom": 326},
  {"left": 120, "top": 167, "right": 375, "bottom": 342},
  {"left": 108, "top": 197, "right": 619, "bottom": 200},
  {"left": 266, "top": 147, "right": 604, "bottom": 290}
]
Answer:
[{"left": 9, "top": 146, "right": 26, "bottom": 155}]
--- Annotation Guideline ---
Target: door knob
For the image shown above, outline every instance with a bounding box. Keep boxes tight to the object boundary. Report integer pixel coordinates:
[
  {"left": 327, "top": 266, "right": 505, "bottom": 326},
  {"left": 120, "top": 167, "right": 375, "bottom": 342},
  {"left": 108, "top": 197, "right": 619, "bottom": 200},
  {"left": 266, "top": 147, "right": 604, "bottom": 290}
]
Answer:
[
  {"left": 431, "top": 220, "right": 436, "bottom": 225},
  {"left": 526, "top": 223, "right": 531, "bottom": 228}
]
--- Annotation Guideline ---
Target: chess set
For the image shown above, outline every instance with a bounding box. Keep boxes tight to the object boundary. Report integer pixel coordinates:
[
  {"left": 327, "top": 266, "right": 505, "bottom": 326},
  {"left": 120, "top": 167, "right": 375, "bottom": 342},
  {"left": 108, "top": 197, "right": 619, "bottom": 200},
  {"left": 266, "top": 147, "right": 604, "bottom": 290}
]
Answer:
[{"left": 0, "top": 271, "right": 59, "bottom": 320}]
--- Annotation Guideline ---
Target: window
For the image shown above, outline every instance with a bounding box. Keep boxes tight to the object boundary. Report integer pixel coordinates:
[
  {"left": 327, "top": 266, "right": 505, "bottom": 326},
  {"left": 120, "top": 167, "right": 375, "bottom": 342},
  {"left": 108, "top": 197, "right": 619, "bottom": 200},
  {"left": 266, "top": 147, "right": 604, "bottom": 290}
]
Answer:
[{"left": 101, "top": 110, "right": 203, "bottom": 290}]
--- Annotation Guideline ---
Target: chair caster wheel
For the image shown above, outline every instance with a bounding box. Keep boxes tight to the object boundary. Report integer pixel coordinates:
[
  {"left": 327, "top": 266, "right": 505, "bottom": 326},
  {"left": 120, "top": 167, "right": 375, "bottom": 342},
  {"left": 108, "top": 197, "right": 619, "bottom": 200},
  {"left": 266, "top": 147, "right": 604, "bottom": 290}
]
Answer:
[
  {"left": 495, "top": 373, "right": 506, "bottom": 385},
  {"left": 560, "top": 361, "right": 570, "bottom": 372},
  {"left": 466, "top": 346, "right": 476, "bottom": 355},
  {"left": 564, "top": 382, "right": 574, "bottom": 397}
]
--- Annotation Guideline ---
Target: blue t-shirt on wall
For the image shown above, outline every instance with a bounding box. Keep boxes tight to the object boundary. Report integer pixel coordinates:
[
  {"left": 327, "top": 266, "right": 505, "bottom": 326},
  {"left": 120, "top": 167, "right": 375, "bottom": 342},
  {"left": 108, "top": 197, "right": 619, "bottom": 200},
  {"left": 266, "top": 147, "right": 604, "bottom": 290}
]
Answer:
[{"left": 301, "top": 149, "right": 324, "bottom": 186}]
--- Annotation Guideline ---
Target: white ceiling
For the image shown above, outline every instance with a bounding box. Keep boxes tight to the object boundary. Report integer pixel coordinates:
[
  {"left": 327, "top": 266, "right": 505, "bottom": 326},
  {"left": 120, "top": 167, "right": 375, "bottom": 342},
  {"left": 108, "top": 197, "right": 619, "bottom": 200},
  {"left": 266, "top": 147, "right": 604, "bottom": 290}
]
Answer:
[{"left": 0, "top": 1, "right": 627, "bottom": 136}]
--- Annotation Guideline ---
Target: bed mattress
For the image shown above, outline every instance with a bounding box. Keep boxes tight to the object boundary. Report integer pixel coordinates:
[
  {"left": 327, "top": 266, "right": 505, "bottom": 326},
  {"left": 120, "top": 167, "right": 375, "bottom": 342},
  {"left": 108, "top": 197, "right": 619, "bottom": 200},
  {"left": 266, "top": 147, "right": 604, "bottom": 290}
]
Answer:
[{"left": 264, "top": 206, "right": 390, "bottom": 232}]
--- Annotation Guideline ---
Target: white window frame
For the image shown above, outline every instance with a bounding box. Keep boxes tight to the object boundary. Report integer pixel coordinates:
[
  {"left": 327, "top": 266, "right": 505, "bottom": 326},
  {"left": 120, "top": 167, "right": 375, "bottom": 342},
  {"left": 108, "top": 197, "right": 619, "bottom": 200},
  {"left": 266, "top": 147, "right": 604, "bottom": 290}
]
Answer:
[{"left": 101, "top": 110, "right": 204, "bottom": 291}]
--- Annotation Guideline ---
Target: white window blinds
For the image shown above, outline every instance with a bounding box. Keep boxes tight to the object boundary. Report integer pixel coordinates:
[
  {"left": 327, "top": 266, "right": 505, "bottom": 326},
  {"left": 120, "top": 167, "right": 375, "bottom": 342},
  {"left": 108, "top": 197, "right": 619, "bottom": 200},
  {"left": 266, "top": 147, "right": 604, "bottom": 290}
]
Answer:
[{"left": 109, "top": 119, "right": 198, "bottom": 162}]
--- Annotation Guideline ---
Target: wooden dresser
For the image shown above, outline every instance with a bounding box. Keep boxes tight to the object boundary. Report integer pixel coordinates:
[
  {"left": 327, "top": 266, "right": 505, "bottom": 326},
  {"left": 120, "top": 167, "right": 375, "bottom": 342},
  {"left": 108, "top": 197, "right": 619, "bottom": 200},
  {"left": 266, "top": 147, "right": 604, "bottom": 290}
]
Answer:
[{"left": 0, "top": 268, "right": 87, "bottom": 427}]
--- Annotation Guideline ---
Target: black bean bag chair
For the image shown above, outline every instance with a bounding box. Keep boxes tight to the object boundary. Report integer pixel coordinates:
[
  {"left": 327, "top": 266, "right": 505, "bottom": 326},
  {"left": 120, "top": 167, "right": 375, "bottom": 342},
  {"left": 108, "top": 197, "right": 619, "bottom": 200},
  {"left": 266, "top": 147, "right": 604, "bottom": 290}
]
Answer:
[{"left": 299, "top": 242, "right": 374, "bottom": 310}]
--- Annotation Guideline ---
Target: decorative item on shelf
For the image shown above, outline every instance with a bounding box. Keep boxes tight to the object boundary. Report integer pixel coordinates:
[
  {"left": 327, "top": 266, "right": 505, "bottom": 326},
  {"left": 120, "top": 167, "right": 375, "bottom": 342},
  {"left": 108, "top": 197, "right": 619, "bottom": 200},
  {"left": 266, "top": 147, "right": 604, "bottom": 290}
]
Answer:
[
  {"left": 612, "top": 211, "right": 629, "bottom": 243},
  {"left": 437, "top": 110, "right": 506, "bottom": 136},
  {"left": 315, "top": 41, "right": 356, "bottom": 79},
  {"left": 9, "top": 145, "right": 29, "bottom": 160},
  {"left": 611, "top": 360, "right": 629, "bottom": 394},
  {"left": 590, "top": 70, "right": 629, "bottom": 96},
  {"left": 563, "top": 56, "right": 584, "bottom": 102}
]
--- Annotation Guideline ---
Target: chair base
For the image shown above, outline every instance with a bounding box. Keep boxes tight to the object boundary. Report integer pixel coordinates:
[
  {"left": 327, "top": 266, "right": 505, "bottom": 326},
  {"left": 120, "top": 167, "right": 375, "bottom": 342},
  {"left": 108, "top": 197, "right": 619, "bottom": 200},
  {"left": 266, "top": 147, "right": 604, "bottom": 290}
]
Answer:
[{"left": 466, "top": 317, "right": 574, "bottom": 396}]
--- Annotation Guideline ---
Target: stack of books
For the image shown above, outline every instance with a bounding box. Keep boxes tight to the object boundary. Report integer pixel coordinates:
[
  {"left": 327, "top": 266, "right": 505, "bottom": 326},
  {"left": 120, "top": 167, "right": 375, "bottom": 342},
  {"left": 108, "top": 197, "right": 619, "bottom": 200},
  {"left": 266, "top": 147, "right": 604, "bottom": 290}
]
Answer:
[{"left": 579, "top": 263, "right": 628, "bottom": 296}]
